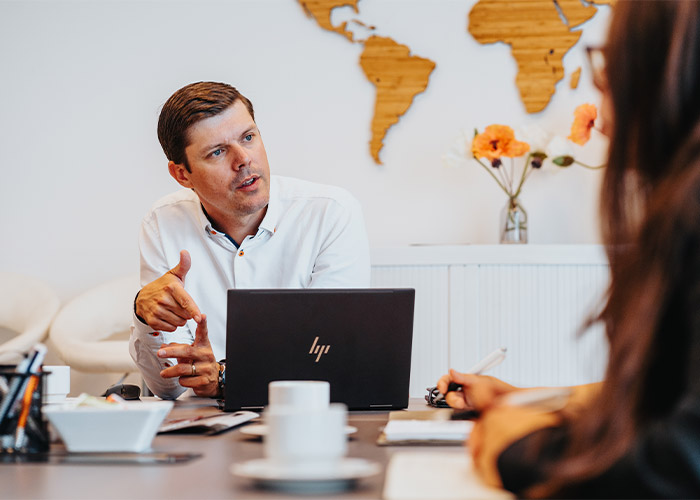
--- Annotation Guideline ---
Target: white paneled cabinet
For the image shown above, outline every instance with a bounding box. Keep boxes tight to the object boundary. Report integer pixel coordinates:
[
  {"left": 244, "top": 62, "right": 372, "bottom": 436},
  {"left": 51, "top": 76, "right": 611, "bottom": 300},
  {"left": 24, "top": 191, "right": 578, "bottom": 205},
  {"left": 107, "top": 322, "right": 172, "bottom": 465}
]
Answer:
[{"left": 371, "top": 245, "right": 610, "bottom": 397}]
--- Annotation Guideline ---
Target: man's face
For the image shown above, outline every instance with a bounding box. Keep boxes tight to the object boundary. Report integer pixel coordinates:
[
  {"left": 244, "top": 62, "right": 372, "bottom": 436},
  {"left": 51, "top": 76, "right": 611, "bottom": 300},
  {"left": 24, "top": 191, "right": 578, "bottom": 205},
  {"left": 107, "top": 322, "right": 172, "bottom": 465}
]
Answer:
[{"left": 170, "top": 100, "right": 271, "bottom": 229}]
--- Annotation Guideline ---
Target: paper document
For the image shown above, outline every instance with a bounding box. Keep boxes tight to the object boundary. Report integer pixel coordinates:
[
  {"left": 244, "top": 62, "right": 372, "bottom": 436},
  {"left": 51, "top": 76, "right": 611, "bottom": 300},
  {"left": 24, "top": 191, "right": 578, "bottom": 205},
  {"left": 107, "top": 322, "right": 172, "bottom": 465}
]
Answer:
[
  {"left": 383, "top": 451, "right": 514, "bottom": 500},
  {"left": 382, "top": 419, "right": 473, "bottom": 442},
  {"left": 159, "top": 411, "right": 258, "bottom": 435}
]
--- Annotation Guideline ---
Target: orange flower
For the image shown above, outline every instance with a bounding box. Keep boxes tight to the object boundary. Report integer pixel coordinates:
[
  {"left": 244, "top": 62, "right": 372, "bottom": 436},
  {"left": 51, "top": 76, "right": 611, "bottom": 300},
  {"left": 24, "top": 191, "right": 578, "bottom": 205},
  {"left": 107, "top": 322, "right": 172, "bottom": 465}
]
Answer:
[
  {"left": 568, "top": 104, "right": 597, "bottom": 146},
  {"left": 472, "top": 124, "right": 530, "bottom": 162}
]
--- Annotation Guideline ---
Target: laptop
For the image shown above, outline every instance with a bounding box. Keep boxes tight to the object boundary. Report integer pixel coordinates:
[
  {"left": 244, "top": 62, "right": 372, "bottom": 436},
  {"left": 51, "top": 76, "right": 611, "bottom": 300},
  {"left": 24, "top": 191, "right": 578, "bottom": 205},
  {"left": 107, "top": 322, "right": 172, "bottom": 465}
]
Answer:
[{"left": 224, "top": 288, "right": 415, "bottom": 411}]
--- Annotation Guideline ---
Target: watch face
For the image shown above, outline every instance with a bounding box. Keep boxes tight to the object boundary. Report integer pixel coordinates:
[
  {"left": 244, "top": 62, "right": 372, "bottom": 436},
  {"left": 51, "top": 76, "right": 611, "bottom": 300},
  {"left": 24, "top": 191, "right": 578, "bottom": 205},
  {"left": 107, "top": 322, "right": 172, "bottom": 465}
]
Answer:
[{"left": 218, "top": 361, "right": 226, "bottom": 398}]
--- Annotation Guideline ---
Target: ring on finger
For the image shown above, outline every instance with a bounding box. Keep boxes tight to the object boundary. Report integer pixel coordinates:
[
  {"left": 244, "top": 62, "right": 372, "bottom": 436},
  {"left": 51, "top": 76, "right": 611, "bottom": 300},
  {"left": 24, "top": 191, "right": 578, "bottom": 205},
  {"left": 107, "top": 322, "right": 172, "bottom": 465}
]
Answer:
[{"left": 191, "top": 362, "right": 197, "bottom": 377}]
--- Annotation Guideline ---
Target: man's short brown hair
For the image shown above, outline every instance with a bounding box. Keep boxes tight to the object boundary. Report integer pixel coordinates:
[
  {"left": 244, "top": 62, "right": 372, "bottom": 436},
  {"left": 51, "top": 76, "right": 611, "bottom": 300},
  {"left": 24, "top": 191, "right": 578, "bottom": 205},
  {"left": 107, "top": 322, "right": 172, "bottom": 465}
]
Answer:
[{"left": 157, "top": 82, "right": 255, "bottom": 171}]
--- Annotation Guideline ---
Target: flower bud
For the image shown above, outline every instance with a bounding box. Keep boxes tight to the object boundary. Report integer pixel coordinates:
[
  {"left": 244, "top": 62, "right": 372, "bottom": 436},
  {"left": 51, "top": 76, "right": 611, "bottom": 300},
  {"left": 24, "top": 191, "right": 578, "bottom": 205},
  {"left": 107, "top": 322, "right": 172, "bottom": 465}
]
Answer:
[
  {"left": 491, "top": 158, "right": 502, "bottom": 168},
  {"left": 530, "top": 152, "right": 546, "bottom": 169},
  {"left": 552, "top": 156, "right": 574, "bottom": 167}
]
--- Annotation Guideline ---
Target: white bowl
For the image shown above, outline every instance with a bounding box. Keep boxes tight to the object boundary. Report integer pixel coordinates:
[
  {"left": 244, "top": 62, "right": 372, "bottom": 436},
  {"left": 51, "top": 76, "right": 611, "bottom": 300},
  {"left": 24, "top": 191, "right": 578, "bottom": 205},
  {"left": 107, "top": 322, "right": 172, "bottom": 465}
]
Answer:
[{"left": 44, "top": 400, "right": 173, "bottom": 452}]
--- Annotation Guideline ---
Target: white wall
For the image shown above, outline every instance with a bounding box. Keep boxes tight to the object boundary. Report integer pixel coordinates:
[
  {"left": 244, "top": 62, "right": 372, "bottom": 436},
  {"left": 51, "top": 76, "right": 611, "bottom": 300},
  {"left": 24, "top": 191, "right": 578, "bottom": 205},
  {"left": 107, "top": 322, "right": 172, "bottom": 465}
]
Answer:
[{"left": 0, "top": 0, "right": 612, "bottom": 302}]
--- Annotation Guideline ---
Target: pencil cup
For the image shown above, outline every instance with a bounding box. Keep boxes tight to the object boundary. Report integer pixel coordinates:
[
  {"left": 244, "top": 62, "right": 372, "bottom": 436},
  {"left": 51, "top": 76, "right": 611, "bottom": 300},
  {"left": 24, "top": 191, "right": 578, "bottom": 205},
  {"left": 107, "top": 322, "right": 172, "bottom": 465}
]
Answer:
[{"left": 0, "top": 367, "right": 49, "bottom": 455}]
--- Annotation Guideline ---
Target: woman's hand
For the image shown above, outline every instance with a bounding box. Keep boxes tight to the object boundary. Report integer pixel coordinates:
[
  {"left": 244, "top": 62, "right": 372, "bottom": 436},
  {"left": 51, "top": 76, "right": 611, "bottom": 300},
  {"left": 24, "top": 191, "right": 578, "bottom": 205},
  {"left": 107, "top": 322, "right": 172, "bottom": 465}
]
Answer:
[
  {"left": 469, "top": 404, "right": 561, "bottom": 488},
  {"left": 436, "top": 369, "right": 517, "bottom": 411}
]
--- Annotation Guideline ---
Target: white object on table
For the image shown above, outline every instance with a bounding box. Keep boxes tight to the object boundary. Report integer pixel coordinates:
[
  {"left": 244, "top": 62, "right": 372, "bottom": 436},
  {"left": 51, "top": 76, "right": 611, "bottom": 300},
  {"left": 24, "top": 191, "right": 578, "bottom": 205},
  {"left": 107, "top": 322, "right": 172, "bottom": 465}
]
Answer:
[
  {"left": 44, "top": 400, "right": 173, "bottom": 452},
  {"left": 383, "top": 451, "right": 514, "bottom": 500},
  {"left": 382, "top": 419, "right": 474, "bottom": 443},
  {"left": 264, "top": 402, "right": 347, "bottom": 472},
  {"left": 268, "top": 380, "right": 330, "bottom": 409},
  {"left": 42, "top": 365, "right": 70, "bottom": 404}
]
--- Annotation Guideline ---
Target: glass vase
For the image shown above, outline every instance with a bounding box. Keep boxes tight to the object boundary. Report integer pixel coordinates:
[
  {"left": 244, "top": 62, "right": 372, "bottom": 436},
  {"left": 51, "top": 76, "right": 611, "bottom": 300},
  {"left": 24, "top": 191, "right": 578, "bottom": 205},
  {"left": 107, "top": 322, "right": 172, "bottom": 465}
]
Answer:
[{"left": 500, "top": 197, "right": 528, "bottom": 244}]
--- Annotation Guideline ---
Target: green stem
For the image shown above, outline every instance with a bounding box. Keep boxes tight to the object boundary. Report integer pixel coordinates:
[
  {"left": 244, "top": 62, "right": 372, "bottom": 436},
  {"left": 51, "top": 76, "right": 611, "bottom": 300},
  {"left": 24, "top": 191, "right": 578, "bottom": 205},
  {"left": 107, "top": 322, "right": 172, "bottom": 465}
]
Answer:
[
  {"left": 574, "top": 159, "right": 605, "bottom": 170},
  {"left": 500, "top": 159, "right": 511, "bottom": 191},
  {"left": 474, "top": 156, "right": 512, "bottom": 197},
  {"left": 512, "top": 153, "right": 532, "bottom": 199},
  {"left": 509, "top": 157, "right": 515, "bottom": 193}
]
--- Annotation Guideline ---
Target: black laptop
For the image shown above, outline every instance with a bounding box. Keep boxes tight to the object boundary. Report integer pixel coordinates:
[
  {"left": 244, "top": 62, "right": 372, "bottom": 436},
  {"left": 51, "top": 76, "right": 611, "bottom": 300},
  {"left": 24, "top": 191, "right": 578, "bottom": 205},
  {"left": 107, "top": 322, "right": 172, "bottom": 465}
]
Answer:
[{"left": 223, "top": 288, "right": 415, "bottom": 411}]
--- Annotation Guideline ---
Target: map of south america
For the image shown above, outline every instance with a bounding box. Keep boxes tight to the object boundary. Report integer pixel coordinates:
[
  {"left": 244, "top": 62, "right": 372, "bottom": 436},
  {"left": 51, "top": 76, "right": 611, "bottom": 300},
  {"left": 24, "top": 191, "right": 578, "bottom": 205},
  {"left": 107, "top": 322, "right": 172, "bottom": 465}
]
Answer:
[{"left": 359, "top": 36, "right": 435, "bottom": 164}]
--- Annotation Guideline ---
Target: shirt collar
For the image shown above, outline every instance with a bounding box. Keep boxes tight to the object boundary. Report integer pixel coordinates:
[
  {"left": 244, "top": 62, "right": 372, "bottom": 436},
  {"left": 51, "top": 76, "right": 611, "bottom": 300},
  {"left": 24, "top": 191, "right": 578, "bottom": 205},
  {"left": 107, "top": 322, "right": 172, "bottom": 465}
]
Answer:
[
  {"left": 195, "top": 197, "right": 215, "bottom": 234},
  {"left": 258, "top": 175, "right": 279, "bottom": 235}
]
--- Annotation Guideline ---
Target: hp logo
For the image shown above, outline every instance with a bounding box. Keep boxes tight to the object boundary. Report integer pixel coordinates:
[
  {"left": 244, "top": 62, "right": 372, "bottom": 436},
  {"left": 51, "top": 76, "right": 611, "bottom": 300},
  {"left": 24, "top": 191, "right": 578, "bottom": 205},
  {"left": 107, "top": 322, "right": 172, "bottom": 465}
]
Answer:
[{"left": 308, "top": 336, "right": 330, "bottom": 362}]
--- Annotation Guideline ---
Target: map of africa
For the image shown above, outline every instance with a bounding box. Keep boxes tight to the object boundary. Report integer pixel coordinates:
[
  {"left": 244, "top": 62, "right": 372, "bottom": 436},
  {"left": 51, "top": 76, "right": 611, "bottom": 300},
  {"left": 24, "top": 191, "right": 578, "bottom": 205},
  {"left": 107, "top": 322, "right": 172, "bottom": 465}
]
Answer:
[
  {"left": 299, "top": 0, "right": 612, "bottom": 162},
  {"left": 469, "top": 0, "right": 614, "bottom": 113}
]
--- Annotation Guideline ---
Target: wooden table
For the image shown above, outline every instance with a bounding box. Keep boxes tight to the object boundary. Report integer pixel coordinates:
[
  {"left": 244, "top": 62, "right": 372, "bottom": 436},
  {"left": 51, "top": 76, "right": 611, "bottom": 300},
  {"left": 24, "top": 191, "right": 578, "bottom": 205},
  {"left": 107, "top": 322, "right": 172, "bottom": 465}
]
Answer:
[{"left": 0, "top": 397, "right": 469, "bottom": 499}]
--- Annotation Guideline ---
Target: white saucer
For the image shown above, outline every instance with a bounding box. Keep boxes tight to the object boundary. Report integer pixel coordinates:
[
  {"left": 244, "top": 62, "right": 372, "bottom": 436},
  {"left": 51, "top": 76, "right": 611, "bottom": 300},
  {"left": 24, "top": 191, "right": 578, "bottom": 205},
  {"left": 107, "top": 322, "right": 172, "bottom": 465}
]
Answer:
[
  {"left": 239, "top": 424, "right": 357, "bottom": 437},
  {"left": 231, "top": 458, "right": 381, "bottom": 493}
]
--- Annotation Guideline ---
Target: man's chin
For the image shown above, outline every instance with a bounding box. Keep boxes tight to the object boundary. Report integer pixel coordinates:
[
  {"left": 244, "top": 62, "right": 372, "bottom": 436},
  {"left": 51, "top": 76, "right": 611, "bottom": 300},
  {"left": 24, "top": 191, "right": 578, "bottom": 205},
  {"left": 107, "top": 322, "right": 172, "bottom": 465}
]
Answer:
[{"left": 235, "top": 196, "right": 269, "bottom": 217}]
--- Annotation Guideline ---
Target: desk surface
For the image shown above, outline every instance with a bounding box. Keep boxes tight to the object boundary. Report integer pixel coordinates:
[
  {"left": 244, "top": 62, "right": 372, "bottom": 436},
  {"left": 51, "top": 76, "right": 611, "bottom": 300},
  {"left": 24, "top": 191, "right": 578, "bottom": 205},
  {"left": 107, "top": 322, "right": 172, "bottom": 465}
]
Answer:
[{"left": 1, "top": 398, "right": 471, "bottom": 500}]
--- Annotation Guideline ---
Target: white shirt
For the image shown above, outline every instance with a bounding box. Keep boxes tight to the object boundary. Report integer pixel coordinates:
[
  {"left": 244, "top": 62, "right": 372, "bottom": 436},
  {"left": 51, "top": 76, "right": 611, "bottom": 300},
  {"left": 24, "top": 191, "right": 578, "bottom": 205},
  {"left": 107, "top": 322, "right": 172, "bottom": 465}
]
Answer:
[{"left": 129, "top": 175, "right": 370, "bottom": 399}]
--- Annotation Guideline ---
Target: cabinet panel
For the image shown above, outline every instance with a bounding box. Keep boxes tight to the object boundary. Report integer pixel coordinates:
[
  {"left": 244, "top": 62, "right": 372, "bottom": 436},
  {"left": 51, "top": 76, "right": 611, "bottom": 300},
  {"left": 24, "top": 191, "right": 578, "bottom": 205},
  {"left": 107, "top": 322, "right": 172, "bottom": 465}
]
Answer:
[
  {"left": 371, "top": 266, "right": 449, "bottom": 398},
  {"left": 371, "top": 246, "right": 610, "bottom": 396}
]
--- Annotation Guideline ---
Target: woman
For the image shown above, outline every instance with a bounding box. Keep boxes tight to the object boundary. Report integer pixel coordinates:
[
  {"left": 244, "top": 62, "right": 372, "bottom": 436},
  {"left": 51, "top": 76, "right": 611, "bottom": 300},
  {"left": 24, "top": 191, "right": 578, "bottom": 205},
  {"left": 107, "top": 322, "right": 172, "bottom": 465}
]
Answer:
[{"left": 438, "top": 2, "right": 700, "bottom": 497}]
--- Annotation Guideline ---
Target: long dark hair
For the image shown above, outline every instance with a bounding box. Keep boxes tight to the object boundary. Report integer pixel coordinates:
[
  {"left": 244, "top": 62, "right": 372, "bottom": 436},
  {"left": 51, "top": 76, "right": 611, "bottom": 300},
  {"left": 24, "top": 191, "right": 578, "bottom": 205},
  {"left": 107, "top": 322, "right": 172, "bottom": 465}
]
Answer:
[{"left": 532, "top": 1, "right": 700, "bottom": 495}]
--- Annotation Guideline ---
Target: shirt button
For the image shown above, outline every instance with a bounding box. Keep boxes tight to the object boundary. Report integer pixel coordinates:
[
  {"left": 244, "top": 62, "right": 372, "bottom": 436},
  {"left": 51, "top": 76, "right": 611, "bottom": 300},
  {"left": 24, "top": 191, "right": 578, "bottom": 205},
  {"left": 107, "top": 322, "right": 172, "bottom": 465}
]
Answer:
[{"left": 238, "top": 250, "right": 244, "bottom": 257}]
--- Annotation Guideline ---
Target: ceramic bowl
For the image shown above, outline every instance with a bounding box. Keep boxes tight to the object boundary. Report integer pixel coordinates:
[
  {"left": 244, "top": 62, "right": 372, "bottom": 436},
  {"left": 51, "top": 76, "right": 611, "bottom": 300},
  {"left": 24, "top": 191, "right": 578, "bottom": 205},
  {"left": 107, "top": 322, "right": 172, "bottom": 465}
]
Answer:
[{"left": 44, "top": 400, "right": 173, "bottom": 452}]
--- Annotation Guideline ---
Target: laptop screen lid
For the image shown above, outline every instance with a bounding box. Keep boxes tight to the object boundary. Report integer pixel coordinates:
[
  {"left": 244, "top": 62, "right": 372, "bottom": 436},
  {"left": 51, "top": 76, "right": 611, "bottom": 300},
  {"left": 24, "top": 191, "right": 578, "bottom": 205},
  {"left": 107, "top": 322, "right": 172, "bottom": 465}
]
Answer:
[{"left": 224, "top": 288, "right": 415, "bottom": 411}]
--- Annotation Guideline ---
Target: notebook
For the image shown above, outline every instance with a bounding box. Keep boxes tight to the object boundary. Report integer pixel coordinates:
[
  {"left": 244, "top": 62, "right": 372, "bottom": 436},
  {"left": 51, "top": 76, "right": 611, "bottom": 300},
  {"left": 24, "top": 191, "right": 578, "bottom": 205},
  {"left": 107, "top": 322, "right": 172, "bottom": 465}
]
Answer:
[{"left": 223, "top": 288, "right": 415, "bottom": 411}]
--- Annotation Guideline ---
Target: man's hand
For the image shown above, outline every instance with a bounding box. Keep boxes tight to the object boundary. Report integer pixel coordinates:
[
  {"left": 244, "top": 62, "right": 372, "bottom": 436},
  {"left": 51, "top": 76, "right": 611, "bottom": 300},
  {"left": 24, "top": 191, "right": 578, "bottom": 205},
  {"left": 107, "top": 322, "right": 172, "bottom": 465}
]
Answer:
[
  {"left": 157, "top": 314, "right": 221, "bottom": 398},
  {"left": 135, "top": 250, "right": 202, "bottom": 331}
]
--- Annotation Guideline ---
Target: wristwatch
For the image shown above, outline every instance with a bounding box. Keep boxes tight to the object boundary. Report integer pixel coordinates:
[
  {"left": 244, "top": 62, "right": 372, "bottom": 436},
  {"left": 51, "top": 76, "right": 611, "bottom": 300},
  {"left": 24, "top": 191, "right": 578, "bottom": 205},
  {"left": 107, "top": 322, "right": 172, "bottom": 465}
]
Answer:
[
  {"left": 133, "top": 290, "right": 148, "bottom": 325},
  {"left": 217, "top": 359, "right": 226, "bottom": 398}
]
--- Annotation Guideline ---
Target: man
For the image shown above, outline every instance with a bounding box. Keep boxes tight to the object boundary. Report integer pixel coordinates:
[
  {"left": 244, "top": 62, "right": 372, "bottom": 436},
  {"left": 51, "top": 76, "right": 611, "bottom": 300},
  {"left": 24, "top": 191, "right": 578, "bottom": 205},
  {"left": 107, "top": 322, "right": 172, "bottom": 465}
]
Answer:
[{"left": 129, "top": 82, "right": 370, "bottom": 400}]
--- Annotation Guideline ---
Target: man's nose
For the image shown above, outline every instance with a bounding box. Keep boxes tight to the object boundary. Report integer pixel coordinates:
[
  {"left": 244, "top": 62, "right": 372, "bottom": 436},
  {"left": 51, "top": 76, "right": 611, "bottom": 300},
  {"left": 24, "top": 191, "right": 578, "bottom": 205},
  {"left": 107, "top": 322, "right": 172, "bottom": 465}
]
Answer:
[{"left": 231, "top": 144, "right": 251, "bottom": 171}]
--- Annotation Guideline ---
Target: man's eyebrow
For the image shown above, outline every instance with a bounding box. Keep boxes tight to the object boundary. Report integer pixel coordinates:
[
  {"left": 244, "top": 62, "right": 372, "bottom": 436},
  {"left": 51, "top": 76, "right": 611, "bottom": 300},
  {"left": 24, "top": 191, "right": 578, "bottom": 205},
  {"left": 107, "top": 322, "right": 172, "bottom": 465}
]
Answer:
[
  {"left": 199, "top": 142, "right": 227, "bottom": 156},
  {"left": 239, "top": 125, "right": 258, "bottom": 138},
  {"left": 195, "top": 125, "right": 258, "bottom": 155}
]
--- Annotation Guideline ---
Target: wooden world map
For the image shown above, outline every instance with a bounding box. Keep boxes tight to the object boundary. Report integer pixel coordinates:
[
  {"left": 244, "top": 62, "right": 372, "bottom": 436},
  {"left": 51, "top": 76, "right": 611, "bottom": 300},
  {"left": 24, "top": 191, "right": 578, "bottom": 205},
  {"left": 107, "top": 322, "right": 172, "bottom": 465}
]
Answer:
[
  {"left": 298, "top": 0, "right": 612, "bottom": 164},
  {"left": 469, "top": 0, "right": 614, "bottom": 113},
  {"left": 298, "top": 0, "right": 435, "bottom": 164}
]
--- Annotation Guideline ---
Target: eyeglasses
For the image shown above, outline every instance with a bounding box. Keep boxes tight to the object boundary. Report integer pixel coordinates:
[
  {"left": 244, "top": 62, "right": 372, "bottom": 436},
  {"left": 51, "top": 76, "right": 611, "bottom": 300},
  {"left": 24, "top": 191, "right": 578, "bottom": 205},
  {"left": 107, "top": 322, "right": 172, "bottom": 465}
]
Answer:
[{"left": 586, "top": 46, "right": 607, "bottom": 91}]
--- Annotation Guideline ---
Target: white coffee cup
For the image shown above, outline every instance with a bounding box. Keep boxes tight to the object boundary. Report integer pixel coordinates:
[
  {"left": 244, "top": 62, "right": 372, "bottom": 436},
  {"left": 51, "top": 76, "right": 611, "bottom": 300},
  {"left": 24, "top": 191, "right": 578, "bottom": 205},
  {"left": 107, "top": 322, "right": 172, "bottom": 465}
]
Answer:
[
  {"left": 268, "top": 380, "right": 330, "bottom": 410},
  {"left": 264, "top": 403, "right": 347, "bottom": 472},
  {"left": 42, "top": 365, "right": 70, "bottom": 404}
]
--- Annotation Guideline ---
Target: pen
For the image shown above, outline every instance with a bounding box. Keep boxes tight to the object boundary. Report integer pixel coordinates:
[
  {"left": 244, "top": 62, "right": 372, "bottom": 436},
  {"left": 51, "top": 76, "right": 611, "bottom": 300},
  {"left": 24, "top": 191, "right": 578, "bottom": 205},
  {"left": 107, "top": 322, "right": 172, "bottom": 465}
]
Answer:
[
  {"left": 435, "top": 347, "right": 507, "bottom": 402},
  {"left": 13, "top": 374, "right": 39, "bottom": 451},
  {"left": 0, "top": 344, "right": 46, "bottom": 433}
]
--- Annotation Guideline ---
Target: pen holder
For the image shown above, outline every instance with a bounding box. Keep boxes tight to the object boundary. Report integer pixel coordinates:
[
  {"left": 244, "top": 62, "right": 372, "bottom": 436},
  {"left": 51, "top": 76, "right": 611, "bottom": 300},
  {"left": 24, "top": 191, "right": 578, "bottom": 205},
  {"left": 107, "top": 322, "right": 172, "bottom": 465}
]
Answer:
[{"left": 0, "top": 367, "right": 49, "bottom": 455}]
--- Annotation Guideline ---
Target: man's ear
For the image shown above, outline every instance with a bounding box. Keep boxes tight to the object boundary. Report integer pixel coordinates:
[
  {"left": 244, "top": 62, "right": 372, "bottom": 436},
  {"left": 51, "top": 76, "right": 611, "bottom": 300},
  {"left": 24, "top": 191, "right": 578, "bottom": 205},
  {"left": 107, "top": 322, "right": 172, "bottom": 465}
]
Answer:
[{"left": 168, "top": 161, "right": 194, "bottom": 189}]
